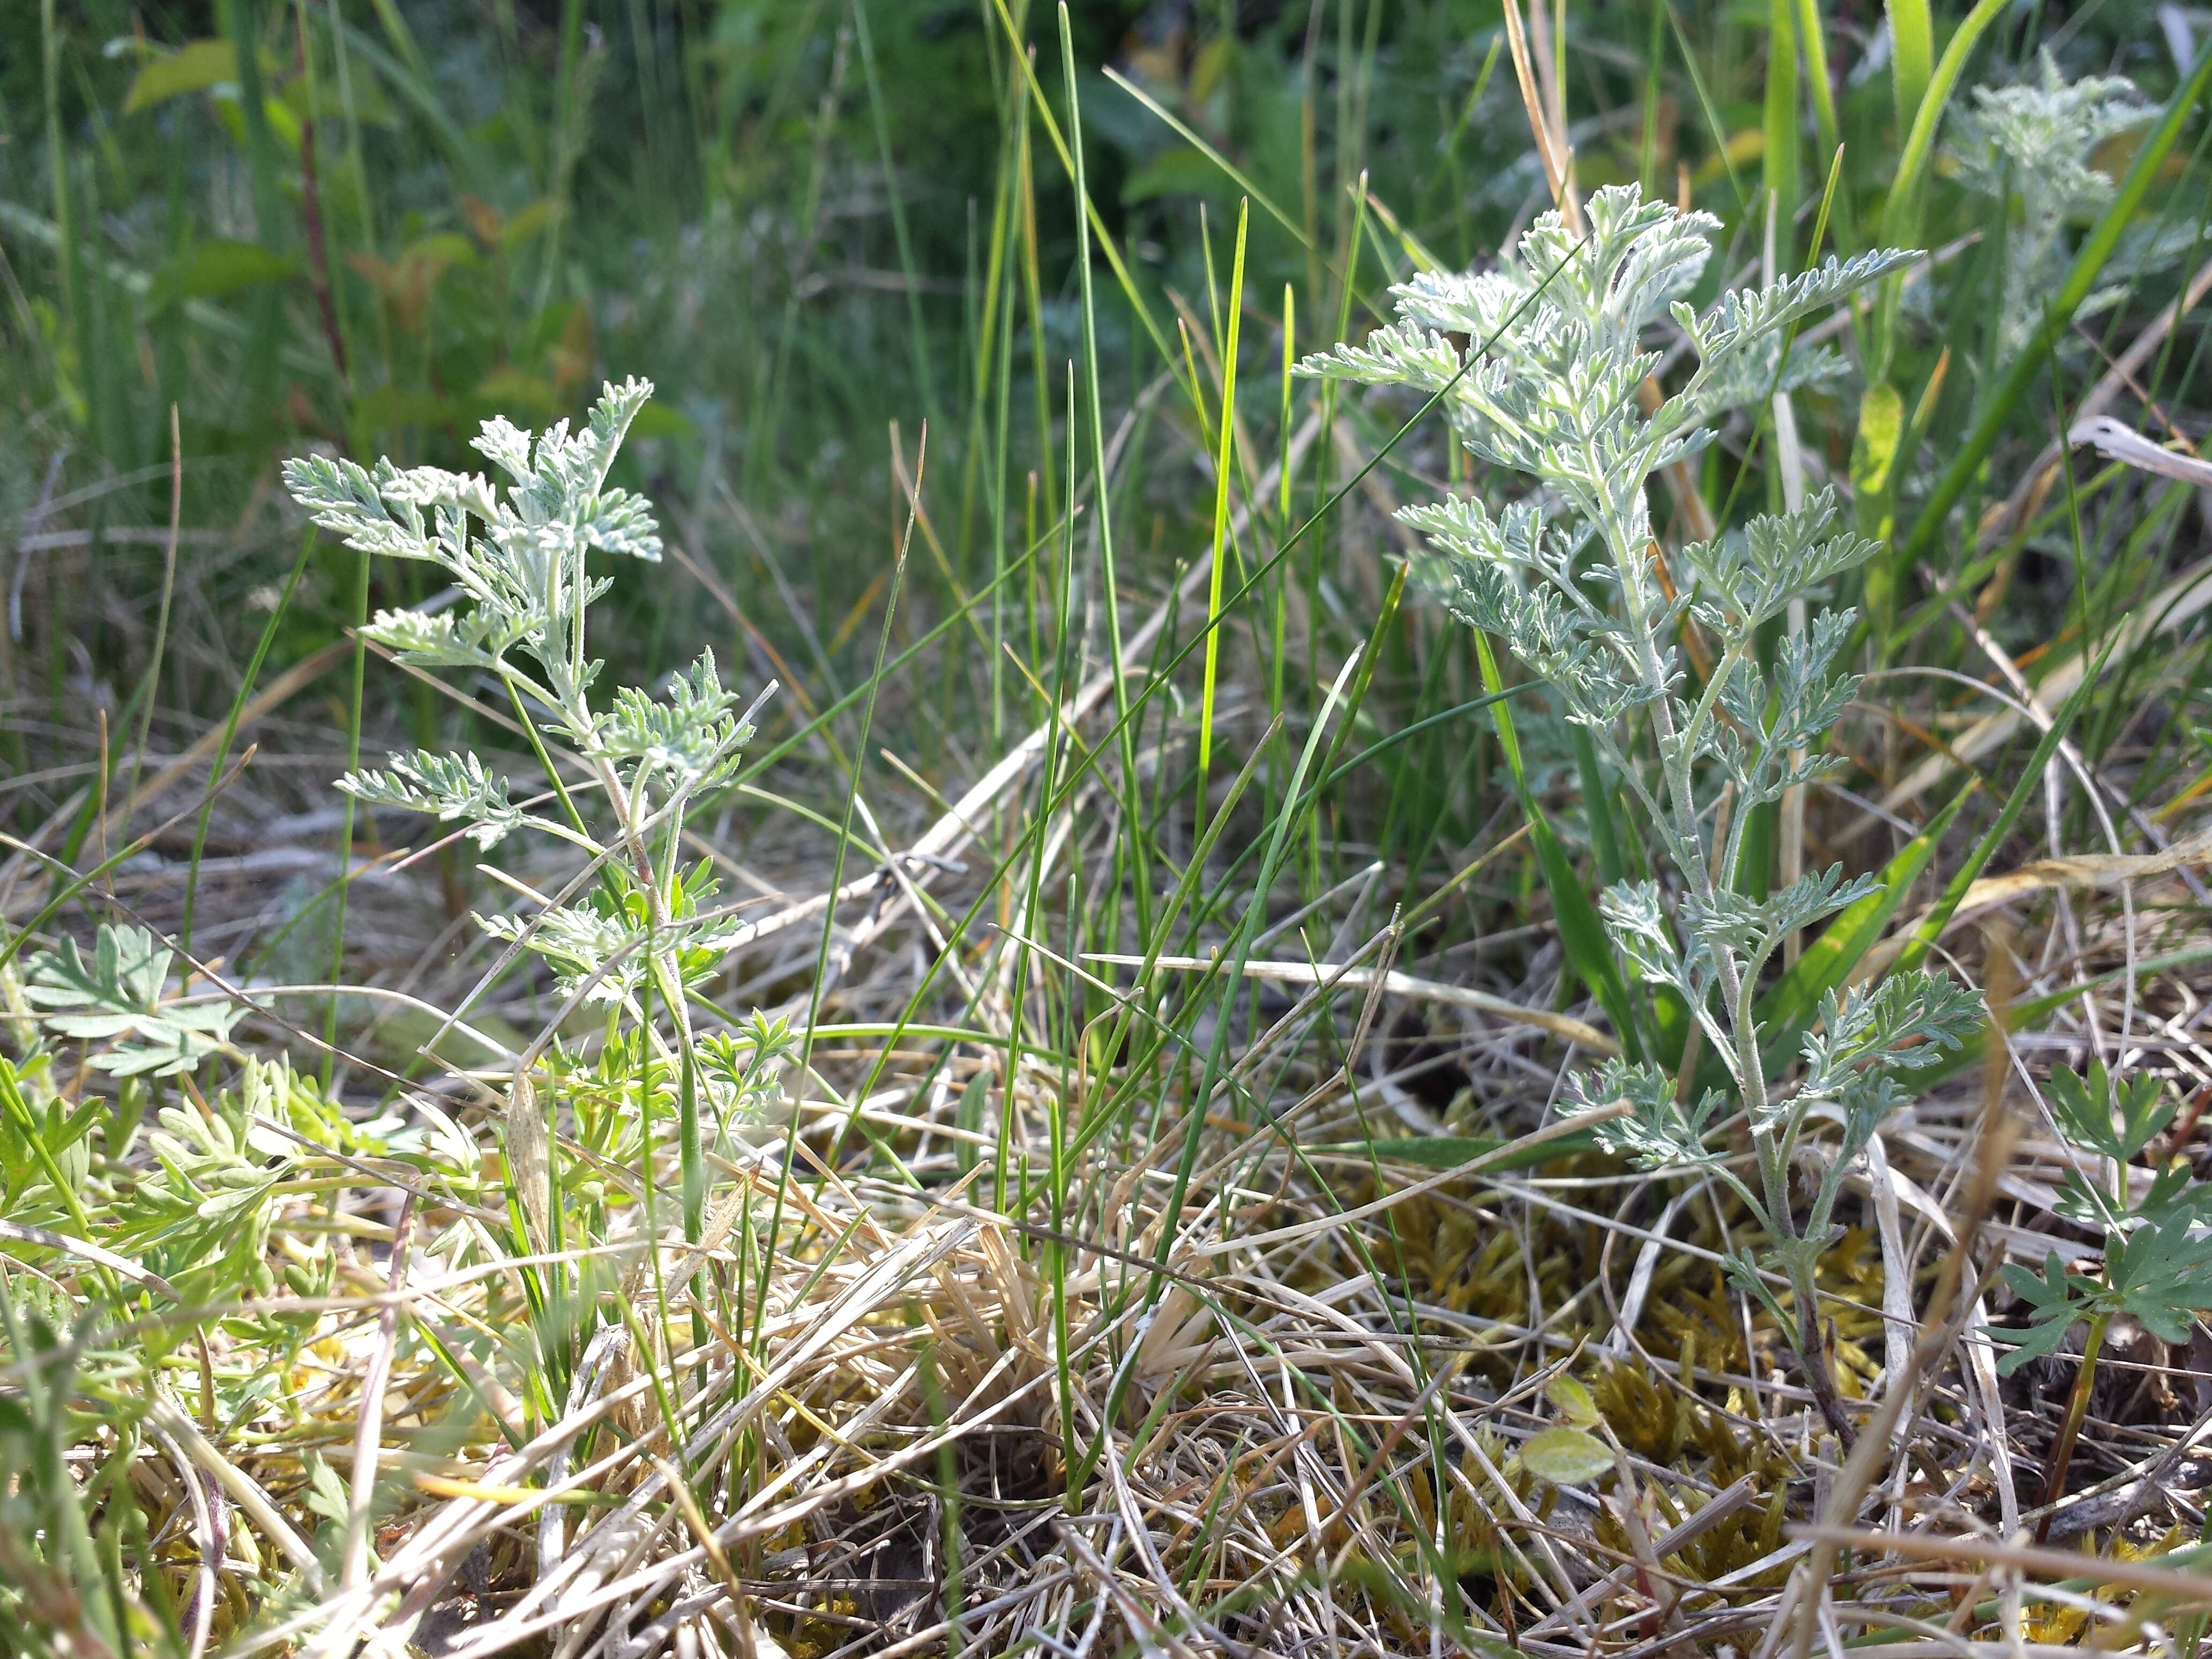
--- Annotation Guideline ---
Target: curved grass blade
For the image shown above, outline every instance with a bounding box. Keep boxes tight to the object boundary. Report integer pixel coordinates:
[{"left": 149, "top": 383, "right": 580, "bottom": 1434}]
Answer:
[{"left": 1890, "top": 650, "right": 2108, "bottom": 977}]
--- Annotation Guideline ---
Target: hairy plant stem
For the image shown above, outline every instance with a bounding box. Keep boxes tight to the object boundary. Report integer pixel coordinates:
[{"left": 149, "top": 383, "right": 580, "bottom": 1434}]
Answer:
[
  {"left": 511, "top": 651, "right": 706, "bottom": 1245},
  {"left": 1613, "top": 507, "right": 1857, "bottom": 1446}
]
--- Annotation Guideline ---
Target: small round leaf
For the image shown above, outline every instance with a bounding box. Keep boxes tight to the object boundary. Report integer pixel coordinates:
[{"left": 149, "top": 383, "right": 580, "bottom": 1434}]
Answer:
[
  {"left": 1521, "top": 1426, "right": 1613, "bottom": 1486},
  {"left": 1546, "top": 1375, "right": 1602, "bottom": 1426}
]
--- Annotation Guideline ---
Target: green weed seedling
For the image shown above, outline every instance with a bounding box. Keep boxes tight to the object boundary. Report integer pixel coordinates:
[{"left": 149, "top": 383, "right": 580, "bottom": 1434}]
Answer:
[
  {"left": 21, "top": 923, "right": 241, "bottom": 1078},
  {"left": 1999, "top": 1060, "right": 2212, "bottom": 1530}
]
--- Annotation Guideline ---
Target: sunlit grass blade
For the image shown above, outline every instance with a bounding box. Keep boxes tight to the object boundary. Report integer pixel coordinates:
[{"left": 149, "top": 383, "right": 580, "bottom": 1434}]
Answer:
[
  {"left": 1887, "top": 0, "right": 1932, "bottom": 143},
  {"left": 1875, "top": 0, "right": 2007, "bottom": 254},
  {"left": 1763, "top": 0, "right": 1800, "bottom": 251},
  {"left": 1197, "top": 199, "right": 1249, "bottom": 787}
]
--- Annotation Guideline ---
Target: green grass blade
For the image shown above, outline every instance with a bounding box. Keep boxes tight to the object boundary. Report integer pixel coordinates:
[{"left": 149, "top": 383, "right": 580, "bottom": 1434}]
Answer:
[
  {"left": 1876, "top": 0, "right": 2008, "bottom": 253},
  {"left": 984, "top": 0, "right": 1188, "bottom": 391},
  {"left": 1072, "top": 716, "right": 1281, "bottom": 1163},
  {"left": 1572, "top": 727, "right": 1626, "bottom": 888},
  {"left": 752, "top": 452, "right": 917, "bottom": 1340},
  {"left": 1919, "top": 943, "right": 2212, "bottom": 1087},
  {"left": 1664, "top": 1, "right": 1747, "bottom": 210},
  {"left": 1893, "top": 653, "right": 2106, "bottom": 977},
  {"left": 1887, "top": 0, "right": 1932, "bottom": 143},
  {"left": 1104, "top": 65, "right": 1307, "bottom": 251},
  {"left": 1793, "top": 0, "right": 1842, "bottom": 192},
  {"left": 1057, "top": 3, "right": 1153, "bottom": 943},
  {"left": 1763, "top": 0, "right": 1801, "bottom": 253},
  {"left": 177, "top": 540, "right": 317, "bottom": 961},
  {"left": 1197, "top": 199, "right": 1249, "bottom": 785},
  {"left": 1075, "top": 635, "right": 1369, "bottom": 1497}
]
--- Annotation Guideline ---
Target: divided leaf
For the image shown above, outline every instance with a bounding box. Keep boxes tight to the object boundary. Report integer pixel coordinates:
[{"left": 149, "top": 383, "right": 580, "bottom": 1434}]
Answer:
[
  {"left": 1568, "top": 1057, "right": 1729, "bottom": 1175},
  {"left": 1683, "top": 489, "right": 1879, "bottom": 629},
  {"left": 1798, "top": 971, "right": 1982, "bottom": 1105},
  {"left": 1677, "top": 248, "right": 1920, "bottom": 367},
  {"left": 340, "top": 750, "right": 529, "bottom": 848},
  {"left": 591, "top": 648, "right": 758, "bottom": 790},
  {"left": 21, "top": 925, "right": 242, "bottom": 1077},
  {"left": 2046, "top": 1060, "right": 2172, "bottom": 1163},
  {"left": 1999, "top": 1224, "right": 2212, "bottom": 1375},
  {"left": 282, "top": 377, "right": 662, "bottom": 712}
]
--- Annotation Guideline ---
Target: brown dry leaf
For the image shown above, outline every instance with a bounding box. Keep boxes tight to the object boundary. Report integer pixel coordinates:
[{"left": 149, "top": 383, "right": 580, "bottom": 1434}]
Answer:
[
  {"left": 1851, "top": 828, "right": 2212, "bottom": 983},
  {"left": 503, "top": 1072, "right": 551, "bottom": 1254},
  {"left": 1952, "top": 825, "right": 2212, "bottom": 915}
]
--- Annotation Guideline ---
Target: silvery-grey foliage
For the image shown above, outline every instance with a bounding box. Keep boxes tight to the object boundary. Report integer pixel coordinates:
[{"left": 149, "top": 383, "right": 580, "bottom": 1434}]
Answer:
[
  {"left": 281, "top": 382, "right": 787, "bottom": 1177},
  {"left": 339, "top": 751, "right": 529, "bottom": 849},
  {"left": 1947, "top": 52, "right": 2154, "bottom": 361},
  {"left": 1305, "top": 186, "right": 1978, "bottom": 1437},
  {"left": 1572, "top": 1057, "right": 1730, "bottom": 1176},
  {"left": 1314, "top": 190, "right": 1909, "bottom": 547},
  {"left": 1798, "top": 974, "right": 1985, "bottom": 1110},
  {"left": 285, "top": 379, "right": 663, "bottom": 708}
]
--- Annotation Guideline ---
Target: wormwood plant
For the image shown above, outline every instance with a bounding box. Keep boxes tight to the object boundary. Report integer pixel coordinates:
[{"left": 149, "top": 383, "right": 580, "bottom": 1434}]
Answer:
[
  {"left": 1948, "top": 53, "right": 2153, "bottom": 364},
  {"left": 1303, "top": 185, "right": 1983, "bottom": 1440},
  {"left": 281, "top": 380, "right": 793, "bottom": 1304}
]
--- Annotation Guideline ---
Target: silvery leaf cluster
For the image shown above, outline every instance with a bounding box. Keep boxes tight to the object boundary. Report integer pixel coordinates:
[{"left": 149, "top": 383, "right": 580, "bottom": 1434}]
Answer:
[
  {"left": 282, "top": 379, "right": 772, "bottom": 1006},
  {"left": 283, "top": 378, "right": 662, "bottom": 705},
  {"left": 1301, "top": 185, "right": 1980, "bottom": 1289},
  {"left": 1946, "top": 53, "right": 2154, "bottom": 361}
]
